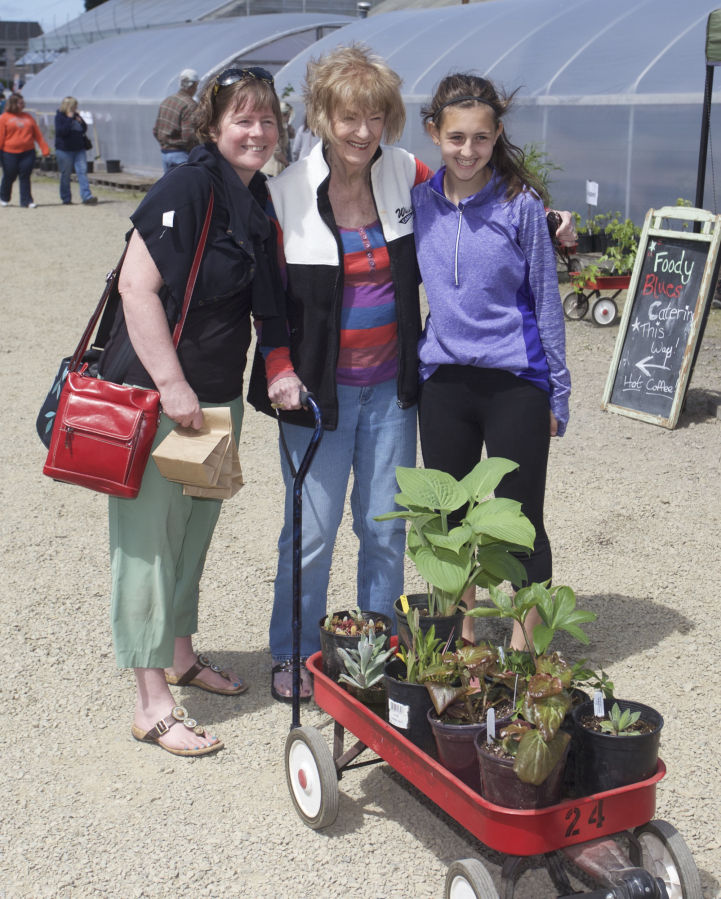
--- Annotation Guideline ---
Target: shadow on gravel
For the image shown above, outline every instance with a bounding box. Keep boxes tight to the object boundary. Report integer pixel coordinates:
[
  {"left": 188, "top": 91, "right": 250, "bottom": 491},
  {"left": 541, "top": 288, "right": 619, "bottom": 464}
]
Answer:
[
  {"left": 475, "top": 593, "right": 694, "bottom": 665},
  {"left": 674, "top": 387, "right": 718, "bottom": 428}
]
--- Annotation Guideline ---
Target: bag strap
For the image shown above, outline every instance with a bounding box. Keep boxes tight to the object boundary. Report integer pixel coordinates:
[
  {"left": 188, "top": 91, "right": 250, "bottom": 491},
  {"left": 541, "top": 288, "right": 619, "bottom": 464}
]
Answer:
[{"left": 68, "top": 185, "right": 215, "bottom": 372}]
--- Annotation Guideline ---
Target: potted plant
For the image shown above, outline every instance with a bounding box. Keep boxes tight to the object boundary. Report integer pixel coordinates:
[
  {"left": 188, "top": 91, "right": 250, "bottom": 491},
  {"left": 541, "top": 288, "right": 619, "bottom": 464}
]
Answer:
[
  {"left": 338, "top": 629, "right": 395, "bottom": 718},
  {"left": 423, "top": 643, "right": 515, "bottom": 792},
  {"left": 384, "top": 609, "right": 447, "bottom": 758},
  {"left": 598, "top": 216, "right": 640, "bottom": 276},
  {"left": 468, "top": 582, "right": 597, "bottom": 809},
  {"left": 572, "top": 698, "right": 663, "bottom": 796},
  {"left": 375, "top": 458, "right": 535, "bottom": 648},
  {"left": 573, "top": 213, "right": 594, "bottom": 254},
  {"left": 319, "top": 607, "right": 393, "bottom": 683}
]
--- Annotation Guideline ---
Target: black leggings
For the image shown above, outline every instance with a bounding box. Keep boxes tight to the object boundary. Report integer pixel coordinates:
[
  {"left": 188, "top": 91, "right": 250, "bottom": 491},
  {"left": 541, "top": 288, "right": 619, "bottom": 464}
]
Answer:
[{"left": 418, "top": 365, "right": 552, "bottom": 587}]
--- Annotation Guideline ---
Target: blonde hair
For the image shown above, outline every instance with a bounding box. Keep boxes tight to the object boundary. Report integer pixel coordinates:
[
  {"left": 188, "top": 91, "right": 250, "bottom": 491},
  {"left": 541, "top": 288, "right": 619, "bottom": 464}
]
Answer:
[
  {"left": 59, "top": 96, "right": 77, "bottom": 115},
  {"left": 193, "top": 76, "right": 282, "bottom": 144},
  {"left": 303, "top": 43, "right": 405, "bottom": 146}
]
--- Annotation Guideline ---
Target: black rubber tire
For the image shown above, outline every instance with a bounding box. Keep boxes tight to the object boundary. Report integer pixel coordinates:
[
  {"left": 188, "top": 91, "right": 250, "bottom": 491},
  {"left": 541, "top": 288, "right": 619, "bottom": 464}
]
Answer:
[
  {"left": 632, "top": 820, "right": 702, "bottom": 899},
  {"left": 563, "top": 290, "right": 589, "bottom": 321},
  {"left": 568, "top": 257, "right": 583, "bottom": 273},
  {"left": 591, "top": 297, "right": 618, "bottom": 326},
  {"left": 284, "top": 725, "right": 339, "bottom": 830},
  {"left": 445, "top": 859, "right": 499, "bottom": 899}
]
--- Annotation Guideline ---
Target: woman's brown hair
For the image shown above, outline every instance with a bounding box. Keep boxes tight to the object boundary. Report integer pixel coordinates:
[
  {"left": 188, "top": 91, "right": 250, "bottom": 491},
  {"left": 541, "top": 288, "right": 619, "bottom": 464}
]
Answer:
[
  {"left": 6, "top": 93, "right": 24, "bottom": 114},
  {"left": 421, "top": 74, "right": 547, "bottom": 205},
  {"left": 193, "top": 75, "right": 282, "bottom": 144}
]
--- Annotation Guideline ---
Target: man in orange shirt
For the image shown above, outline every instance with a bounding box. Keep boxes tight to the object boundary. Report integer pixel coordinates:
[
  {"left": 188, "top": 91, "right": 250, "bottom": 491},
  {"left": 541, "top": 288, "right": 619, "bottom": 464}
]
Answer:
[{"left": 0, "top": 93, "right": 50, "bottom": 208}]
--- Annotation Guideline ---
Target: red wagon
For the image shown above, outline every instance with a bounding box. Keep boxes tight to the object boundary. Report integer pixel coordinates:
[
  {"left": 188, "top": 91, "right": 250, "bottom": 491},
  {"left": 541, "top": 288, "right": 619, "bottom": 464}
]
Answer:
[
  {"left": 563, "top": 274, "right": 631, "bottom": 327},
  {"left": 281, "top": 395, "right": 700, "bottom": 899}
]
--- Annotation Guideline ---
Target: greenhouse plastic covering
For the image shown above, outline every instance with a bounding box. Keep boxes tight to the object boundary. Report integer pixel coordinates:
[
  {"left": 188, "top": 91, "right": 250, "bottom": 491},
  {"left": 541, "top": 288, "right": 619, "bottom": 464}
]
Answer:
[
  {"left": 277, "top": 0, "right": 721, "bottom": 223},
  {"left": 24, "top": 15, "right": 351, "bottom": 173}
]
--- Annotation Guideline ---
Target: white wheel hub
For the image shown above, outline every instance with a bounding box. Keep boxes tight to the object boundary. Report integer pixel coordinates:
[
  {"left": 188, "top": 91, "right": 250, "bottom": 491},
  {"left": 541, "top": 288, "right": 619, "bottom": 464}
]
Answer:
[
  {"left": 593, "top": 299, "right": 616, "bottom": 323},
  {"left": 639, "top": 833, "right": 683, "bottom": 899},
  {"left": 448, "top": 874, "right": 478, "bottom": 899},
  {"left": 288, "top": 740, "right": 322, "bottom": 818}
]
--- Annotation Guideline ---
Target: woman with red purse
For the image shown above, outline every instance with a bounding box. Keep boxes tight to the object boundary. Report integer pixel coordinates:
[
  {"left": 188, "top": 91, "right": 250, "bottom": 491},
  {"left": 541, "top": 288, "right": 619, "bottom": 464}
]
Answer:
[{"left": 98, "top": 68, "right": 288, "bottom": 757}]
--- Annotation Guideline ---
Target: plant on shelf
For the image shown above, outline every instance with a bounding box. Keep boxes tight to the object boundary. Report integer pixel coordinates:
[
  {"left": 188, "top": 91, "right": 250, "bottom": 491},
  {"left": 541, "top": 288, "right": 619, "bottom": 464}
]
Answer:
[
  {"left": 374, "top": 458, "right": 535, "bottom": 618},
  {"left": 323, "top": 606, "right": 387, "bottom": 637},
  {"left": 468, "top": 582, "right": 597, "bottom": 785},
  {"left": 599, "top": 217, "right": 641, "bottom": 275},
  {"left": 338, "top": 630, "right": 394, "bottom": 690}
]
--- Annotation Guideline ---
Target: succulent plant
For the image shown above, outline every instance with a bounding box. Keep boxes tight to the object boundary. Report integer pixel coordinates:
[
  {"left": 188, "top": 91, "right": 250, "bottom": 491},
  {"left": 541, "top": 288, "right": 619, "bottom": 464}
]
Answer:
[
  {"left": 338, "top": 630, "right": 394, "bottom": 690},
  {"left": 600, "top": 702, "right": 642, "bottom": 735}
]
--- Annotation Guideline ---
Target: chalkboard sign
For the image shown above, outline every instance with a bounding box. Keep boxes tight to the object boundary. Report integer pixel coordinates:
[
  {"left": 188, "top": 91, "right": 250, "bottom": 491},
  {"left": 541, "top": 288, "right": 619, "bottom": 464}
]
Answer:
[{"left": 602, "top": 206, "right": 721, "bottom": 428}]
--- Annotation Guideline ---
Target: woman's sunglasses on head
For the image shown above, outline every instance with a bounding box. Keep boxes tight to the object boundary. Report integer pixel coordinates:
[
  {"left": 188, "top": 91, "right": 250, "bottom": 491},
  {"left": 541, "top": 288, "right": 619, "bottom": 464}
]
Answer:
[{"left": 213, "top": 67, "right": 275, "bottom": 97}]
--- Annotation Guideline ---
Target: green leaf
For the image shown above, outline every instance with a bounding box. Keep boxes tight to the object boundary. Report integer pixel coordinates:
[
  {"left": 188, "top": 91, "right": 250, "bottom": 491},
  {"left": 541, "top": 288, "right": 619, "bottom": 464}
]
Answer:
[
  {"left": 532, "top": 623, "right": 555, "bottom": 657},
  {"left": 536, "top": 653, "right": 573, "bottom": 688},
  {"left": 395, "top": 467, "right": 468, "bottom": 513},
  {"left": 427, "top": 525, "right": 472, "bottom": 553},
  {"left": 562, "top": 624, "right": 591, "bottom": 645},
  {"left": 523, "top": 691, "right": 571, "bottom": 741},
  {"left": 394, "top": 492, "right": 428, "bottom": 512},
  {"left": 465, "top": 497, "right": 536, "bottom": 548},
  {"left": 425, "top": 682, "right": 467, "bottom": 716},
  {"left": 464, "top": 606, "right": 503, "bottom": 618},
  {"left": 412, "top": 546, "right": 471, "bottom": 596},
  {"left": 513, "top": 729, "right": 570, "bottom": 786},
  {"left": 477, "top": 544, "right": 528, "bottom": 586},
  {"left": 460, "top": 457, "right": 519, "bottom": 504},
  {"left": 489, "top": 584, "right": 515, "bottom": 616},
  {"left": 527, "top": 674, "right": 563, "bottom": 699}
]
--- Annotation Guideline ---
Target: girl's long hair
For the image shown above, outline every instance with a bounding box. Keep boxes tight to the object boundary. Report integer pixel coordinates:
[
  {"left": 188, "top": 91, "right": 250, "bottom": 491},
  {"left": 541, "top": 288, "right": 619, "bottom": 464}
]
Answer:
[{"left": 421, "top": 73, "right": 548, "bottom": 205}]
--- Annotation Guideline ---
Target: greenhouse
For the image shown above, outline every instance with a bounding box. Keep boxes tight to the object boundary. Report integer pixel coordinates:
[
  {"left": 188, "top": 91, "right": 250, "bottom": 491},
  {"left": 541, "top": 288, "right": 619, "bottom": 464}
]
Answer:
[
  {"left": 277, "top": 0, "right": 721, "bottom": 223},
  {"left": 23, "top": 14, "right": 351, "bottom": 174}
]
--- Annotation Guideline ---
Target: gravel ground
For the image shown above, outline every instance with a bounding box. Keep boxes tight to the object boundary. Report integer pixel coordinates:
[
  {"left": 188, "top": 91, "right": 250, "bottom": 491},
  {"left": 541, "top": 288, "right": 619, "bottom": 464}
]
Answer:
[{"left": 2, "top": 177, "right": 721, "bottom": 899}]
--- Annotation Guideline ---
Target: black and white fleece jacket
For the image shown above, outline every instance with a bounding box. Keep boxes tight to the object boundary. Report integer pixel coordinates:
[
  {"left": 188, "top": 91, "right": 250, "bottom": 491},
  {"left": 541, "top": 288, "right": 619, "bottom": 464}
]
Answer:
[{"left": 247, "top": 141, "right": 430, "bottom": 431}]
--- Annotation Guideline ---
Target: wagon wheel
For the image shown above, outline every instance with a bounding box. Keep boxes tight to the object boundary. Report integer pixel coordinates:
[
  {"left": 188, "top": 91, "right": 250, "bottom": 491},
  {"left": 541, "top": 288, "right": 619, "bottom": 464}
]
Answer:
[
  {"left": 567, "top": 257, "right": 583, "bottom": 273},
  {"left": 563, "top": 290, "right": 589, "bottom": 321},
  {"left": 285, "top": 726, "right": 339, "bottom": 830},
  {"left": 445, "top": 859, "right": 499, "bottom": 899},
  {"left": 630, "top": 820, "right": 702, "bottom": 899},
  {"left": 591, "top": 296, "right": 618, "bottom": 326}
]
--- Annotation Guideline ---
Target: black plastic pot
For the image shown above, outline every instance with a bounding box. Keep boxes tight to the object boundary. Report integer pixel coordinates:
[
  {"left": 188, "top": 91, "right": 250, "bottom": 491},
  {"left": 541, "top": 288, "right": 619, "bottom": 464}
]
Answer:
[
  {"left": 319, "top": 611, "right": 392, "bottom": 683},
  {"left": 106, "top": 160, "right": 121, "bottom": 174},
  {"left": 475, "top": 733, "right": 569, "bottom": 809},
  {"left": 572, "top": 698, "right": 663, "bottom": 796},
  {"left": 593, "top": 233, "right": 610, "bottom": 254},
  {"left": 86, "top": 160, "right": 94, "bottom": 174},
  {"left": 346, "top": 682, "right": 387, "bottom": 720},
  {"left": 561, "top": 688, "right": 590, "bottom": 797},
  {"left": 576, "top": 233, "right": 593, "bottom": 254},
  {"left": 429, "top": 711, "right": 512, "bottom": 793},
  {"left": 394, "top": 593, "right": 464, "bottom": 651},
  {"left": 384, "top": 658, "right": 437, "bottom": 759}
]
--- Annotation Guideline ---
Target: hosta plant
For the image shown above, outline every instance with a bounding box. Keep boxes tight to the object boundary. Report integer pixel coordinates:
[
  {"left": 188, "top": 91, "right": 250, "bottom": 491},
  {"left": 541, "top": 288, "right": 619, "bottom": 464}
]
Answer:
[
  {"left": 338, "top": 630, "right": 395, "bottom": 690},
  {"left": 374, "top": 458, "right": 535, "bottom": 617},
  {"left": 470, "top": 582, "right": 597, "bottom": 786}
]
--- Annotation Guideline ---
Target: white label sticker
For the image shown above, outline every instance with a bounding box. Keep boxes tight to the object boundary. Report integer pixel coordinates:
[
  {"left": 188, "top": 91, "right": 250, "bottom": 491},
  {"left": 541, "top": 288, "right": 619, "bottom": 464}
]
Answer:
[
  {"left": 593, "top": 690, "right": 605, "bottom": 717},
  {"left": 162, "top": 210, "right": 175, "bottom": 227},
  {"left": 586, "top": 180, "right": 599, "bottom": 206},
  {"left": 388, "top": 699, "right": 410, "bottom": 729},
  {"left": 486, "top": 707, "right": 496, "bottom": 743}
]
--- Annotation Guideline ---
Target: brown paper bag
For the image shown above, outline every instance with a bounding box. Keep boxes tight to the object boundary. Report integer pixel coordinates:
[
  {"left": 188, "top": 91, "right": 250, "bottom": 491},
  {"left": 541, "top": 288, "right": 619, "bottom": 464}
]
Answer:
[
  {"left": 152, "top": 407, "right": 232, "bottom": 488},
  {"left": 182, "top": 434, "right": 243, "bottom": 499}
]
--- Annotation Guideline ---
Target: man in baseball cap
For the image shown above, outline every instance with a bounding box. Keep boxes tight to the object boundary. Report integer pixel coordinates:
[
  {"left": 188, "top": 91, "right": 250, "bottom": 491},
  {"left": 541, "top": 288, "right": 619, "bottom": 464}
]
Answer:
[{"left": 153, "top": 69, "right": 200, "bottom": 174}]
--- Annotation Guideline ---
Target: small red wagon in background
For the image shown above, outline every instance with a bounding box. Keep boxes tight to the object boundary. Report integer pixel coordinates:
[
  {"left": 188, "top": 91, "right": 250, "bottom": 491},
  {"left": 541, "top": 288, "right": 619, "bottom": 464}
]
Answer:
[{"left": 563, "top": 274, "right": 631, "bottom": 327}]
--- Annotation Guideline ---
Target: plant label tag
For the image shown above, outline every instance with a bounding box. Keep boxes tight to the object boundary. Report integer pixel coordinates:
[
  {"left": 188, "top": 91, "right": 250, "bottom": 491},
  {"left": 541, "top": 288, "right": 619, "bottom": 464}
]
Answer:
[
  {"left": 486, "top": 707, "right": 496, "bottom": 743},
  {"left": 388, "top": 699, "right": 410, "bottom": 729},
  {"left": 594, "top": 690, "right": 605, "bottom": 717},
  {"left": 586, "top": 181, "right": 599, "bottom": 206},
  {"left": 498, "top": 646, "right": 506, "bottom": 667},
  {"left": 162, "top": 210, "right": 175, "bottom": 228},
  {"left": 399, "top": 594, "right": 410, "bottom": 614}
]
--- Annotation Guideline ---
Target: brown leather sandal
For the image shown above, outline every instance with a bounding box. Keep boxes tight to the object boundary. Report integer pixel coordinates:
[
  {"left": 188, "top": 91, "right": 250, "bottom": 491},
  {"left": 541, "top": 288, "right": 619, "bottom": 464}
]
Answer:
[
  {"left": 131, "top": 706, "right": 223, "bottom": 757},
  {"left": 165, "top": 653, "right": 247, "bottom": 695}
]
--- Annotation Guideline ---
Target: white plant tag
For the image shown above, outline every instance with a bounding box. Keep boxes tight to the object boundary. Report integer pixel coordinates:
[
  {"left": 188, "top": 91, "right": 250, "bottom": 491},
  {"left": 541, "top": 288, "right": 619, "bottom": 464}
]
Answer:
[
  {"left": 593, "top": 690, "right": 605, "bottom": 717},
  {"left": 162, "top": 210, "right": 175, "bottom": 227},
  {"left": 388, "top": 699, "right": 410, "bottom": 729},
  {"left": 498, "top": 646, "right": 505, "bottom": 667},
  {"left": 586, "top": 180, "right": 599, "bottom": 206},
  {"left": 486, "top": 707, "right": 496, "bottom": 743}
]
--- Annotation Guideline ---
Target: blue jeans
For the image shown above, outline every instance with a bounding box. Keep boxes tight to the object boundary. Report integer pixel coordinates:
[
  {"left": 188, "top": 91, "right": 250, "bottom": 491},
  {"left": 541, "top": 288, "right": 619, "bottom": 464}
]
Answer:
[
  {"left": 161, "top": 150, "right": 189, "bottom": 173},
  {"left": 55, "top": 149, "right": 92, "bottom": 203},
  {"left": 269, "top": 379, "right": 418, "bottom": 661},
  {"left": 0, "top": 149, "right": 35, "bottom": 206}
]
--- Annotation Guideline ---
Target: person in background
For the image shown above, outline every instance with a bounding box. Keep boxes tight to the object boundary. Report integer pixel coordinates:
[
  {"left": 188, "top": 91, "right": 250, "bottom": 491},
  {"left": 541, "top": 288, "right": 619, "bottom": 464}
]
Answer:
[
  {"left": 0, "top": 90, "right": 6, "bottom": 115},
  {"left": 0, "top": 93, "right": 49, "bottom": 208},
  {"left": 261, "top": 100, "right": 294, "bottom": 177},
  {"left": 291, "top": 114, "right": 320, "bottom": 162},
  {"left": 54, "top": 96, "right": 97, "bottom": 206},
  {"left": 153, "top": 69, "right": 200, "bottom": 174}
]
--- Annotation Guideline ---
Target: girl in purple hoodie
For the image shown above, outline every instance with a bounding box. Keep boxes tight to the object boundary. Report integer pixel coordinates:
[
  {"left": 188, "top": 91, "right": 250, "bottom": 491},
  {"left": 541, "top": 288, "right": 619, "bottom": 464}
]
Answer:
[{"left": 412, "top": 74, "right": 571, "bottom": 649}]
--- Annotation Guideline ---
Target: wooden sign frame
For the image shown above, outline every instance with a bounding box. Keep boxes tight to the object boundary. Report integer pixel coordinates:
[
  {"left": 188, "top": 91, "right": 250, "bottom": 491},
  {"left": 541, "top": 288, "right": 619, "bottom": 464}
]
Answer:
[{"left": 601, "top": 206, "right": 721, "bottom": 429}]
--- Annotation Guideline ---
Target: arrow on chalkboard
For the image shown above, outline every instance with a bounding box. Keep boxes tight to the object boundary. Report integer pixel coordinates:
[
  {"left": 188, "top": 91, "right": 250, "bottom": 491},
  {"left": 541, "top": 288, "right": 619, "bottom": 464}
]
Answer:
[{"left": 635, "top": 356, "right": 669, "bottom": 377}]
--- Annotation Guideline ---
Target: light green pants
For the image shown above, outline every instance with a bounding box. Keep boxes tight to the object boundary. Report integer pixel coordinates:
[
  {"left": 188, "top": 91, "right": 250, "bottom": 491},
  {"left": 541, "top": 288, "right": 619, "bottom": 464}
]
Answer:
[{"left": 109, "top": 396, "right": 243, "bottom": 669}]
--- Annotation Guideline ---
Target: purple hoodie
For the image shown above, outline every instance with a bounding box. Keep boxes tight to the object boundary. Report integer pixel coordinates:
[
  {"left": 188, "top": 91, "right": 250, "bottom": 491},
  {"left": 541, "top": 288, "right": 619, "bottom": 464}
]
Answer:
[{"left": 413, "top": 168, "right": 571, "bottom": 435}]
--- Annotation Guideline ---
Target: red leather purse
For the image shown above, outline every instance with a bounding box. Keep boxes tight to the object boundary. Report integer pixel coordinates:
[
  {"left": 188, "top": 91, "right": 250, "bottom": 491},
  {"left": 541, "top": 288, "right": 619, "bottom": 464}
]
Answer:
[{"left": 43, "top": 188, "right": 214, "bottom": 499}]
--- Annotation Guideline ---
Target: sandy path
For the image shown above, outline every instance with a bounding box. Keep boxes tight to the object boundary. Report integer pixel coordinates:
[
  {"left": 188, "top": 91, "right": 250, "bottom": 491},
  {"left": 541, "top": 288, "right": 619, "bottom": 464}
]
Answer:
[{"left": 2, "top": 176, "right": 720, "bottom": 899}]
